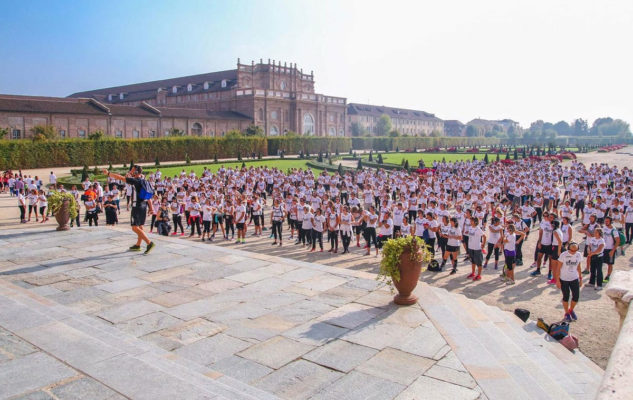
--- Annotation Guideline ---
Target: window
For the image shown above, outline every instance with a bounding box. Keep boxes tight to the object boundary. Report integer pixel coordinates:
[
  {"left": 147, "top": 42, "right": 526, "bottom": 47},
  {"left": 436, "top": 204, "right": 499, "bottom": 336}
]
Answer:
[
  {"left": 271, "top": 111, "right": 278, "bottom": 120},
  {"left": 329, "top": 114, "right": 334, "bottom": 122},
  {"left": 339, "top": 128, "right": 344, "bottom": 136},
  {"left": 115, "top": 130, "right": 123, "bottom": 138},
  {"left": 132, "top": 130, "right": 139, "bottom": 138},
  {"left": 78, "top": 129, "right": 86, "bottom": 138},
  {"left": 191, "top": 123, "right": 202, "bottom": 136},
  {"left": 303, "top": 113, "right": 315, "bottom": 135},
  {"left": 269, "top": 125, "right": 280, "bottom": 136},
  {"left": 280, "top": 80, "right": 287, "bottom": 90},
  {"left": 328, "top": 127, "right": 336, "bottom": 136},
  {"left": 59, "top": 129, "right": 66, "bottom": 138},
  {"left": 149, "top": 130, "right": 156, "bottom": 138},
  {"left": 258, "top": 108, "right": 264, "bottom": 120},
  {"left": 164, "top": 130, "right": 170, "bottom": 136},
  {"left": 12, "top": 129, "right": 21, "bottom": 139}
]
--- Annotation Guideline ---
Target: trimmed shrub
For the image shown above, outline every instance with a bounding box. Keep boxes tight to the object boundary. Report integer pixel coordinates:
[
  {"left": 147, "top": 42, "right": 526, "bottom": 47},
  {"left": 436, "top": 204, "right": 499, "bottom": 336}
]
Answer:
[{"left": 267, "top": 137, "right": 352, "bottom": 156}]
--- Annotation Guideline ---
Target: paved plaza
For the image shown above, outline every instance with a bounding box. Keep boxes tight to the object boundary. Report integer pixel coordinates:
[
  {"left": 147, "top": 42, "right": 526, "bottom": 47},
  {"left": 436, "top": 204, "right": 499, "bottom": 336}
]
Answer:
[{"left": 0, "top": 226, "right": 603, "bottom": 399}]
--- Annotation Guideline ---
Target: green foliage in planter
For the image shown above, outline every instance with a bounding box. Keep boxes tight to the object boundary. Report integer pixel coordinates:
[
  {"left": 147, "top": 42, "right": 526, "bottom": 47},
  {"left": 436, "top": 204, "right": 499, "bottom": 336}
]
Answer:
[
  {"left": 378, "top": 236, "right": 432, "bottom": 290},
  {"left": 48, "top": 191, "right": 78, "bottom": 220}
]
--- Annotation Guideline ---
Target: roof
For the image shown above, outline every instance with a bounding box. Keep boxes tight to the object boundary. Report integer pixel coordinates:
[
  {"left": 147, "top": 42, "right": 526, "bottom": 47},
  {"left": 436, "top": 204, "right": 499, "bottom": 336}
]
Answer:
[
  {"left": 67, "top": 69, "right": 239, "bottom": 101},
  {"left": 443, "top": 120, "right": 465, "bottom": 126},
  {"left": 347, "top": 103, "right": 441, "bottom": 121},
  {"left": 468, "top": 118, "right": 518, "bottom": 126},
  {"left": 0, "top": 94, "right": 252, "bottom": 121}
]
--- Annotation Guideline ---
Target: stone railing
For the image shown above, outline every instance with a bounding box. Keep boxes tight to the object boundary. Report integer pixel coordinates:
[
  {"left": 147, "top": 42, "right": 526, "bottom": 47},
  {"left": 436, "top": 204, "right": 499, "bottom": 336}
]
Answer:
[{"left": 598, "top": 270, "right": 633, "bottom": 400}]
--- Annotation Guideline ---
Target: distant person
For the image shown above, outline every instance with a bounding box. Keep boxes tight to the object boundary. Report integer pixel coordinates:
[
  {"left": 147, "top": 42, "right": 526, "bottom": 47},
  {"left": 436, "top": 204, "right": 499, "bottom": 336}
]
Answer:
[{"left": 103, "top": 166, "right": 155, "bottom": 254}]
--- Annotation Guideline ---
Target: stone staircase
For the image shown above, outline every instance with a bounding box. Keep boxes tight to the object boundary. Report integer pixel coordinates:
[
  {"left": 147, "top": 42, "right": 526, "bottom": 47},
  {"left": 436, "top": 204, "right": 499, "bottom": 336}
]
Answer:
[
  {"left": 415, "top": 282, "right": 604, "bottom": 400},
  {"left": 0, "top": 279, "right": 279, "bottom": 400}
]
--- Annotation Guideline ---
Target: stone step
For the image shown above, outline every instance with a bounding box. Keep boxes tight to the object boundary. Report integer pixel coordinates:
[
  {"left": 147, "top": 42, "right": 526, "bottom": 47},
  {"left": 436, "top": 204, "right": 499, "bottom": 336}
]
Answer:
[
  {"left": 474, "top": 300, "right": 603, "bottom": 391},
  {"left": 415, "top": 282, "right": 536, "bottom": 400},
  {"left": 447, "top": 290, "right": 589, "bottom": 400},
  {"left": 0, "top": 280, "right": 278, "bottom": 400},
  {"left": 429, "top": 286, "right": 575, "bottom": 400}
]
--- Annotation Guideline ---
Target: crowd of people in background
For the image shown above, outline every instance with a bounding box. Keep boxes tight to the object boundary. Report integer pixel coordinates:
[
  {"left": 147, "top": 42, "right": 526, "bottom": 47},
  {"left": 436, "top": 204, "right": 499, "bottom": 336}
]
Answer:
[{"left": 5, "top": 156, "right": 633, "bottom": 323}]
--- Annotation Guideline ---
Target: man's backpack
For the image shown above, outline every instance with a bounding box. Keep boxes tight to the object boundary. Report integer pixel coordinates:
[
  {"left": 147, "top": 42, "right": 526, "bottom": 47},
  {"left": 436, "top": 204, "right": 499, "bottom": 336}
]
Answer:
[
  {"left": 548, "top": 321, "right": 570, "bottom": 341},
  {"left": 138, "top": 179, "right": 154, "bottom": 201},
  {"left": 426, "top": 260, "right": 442, "bottom": 272}
]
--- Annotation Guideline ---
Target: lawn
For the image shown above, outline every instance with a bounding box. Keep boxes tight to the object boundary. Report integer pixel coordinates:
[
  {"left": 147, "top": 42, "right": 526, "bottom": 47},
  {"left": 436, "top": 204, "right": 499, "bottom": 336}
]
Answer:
[
  {"left": 361, "top": 152, "right": 489, "bottom": 165},
  {"left": 146, "top": 159, "right": 316, "bottom": 177}
]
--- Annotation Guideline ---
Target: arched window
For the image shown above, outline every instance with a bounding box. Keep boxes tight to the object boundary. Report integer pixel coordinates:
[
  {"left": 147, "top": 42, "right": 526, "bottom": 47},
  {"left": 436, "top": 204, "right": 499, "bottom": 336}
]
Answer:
[
  {"left": 269, "top": 125, "right": 279, "bottom": 136},
  {"left": 303, "top": 113, "right": 315, "bottom": 135},
  {"left": 258, "top": 108, "right": 264, "bottom": 121},
  {"left": 328, "top": 127, "right": 336, "bottom": 136},
  {"left": 191, "top": 123, "right": 202, "bottom": 136},
  {"left": 338, "top": 128, "right": 344, "bottom": 137},
  {"left": 271, "top": 111, "right": 278, "bottom": 120}
]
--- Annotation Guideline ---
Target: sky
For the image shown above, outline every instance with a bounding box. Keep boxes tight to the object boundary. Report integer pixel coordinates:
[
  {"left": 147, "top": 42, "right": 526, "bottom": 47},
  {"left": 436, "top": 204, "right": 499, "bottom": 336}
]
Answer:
[{"left": 1, "top": 0, "right": 631, "bottom": 127}]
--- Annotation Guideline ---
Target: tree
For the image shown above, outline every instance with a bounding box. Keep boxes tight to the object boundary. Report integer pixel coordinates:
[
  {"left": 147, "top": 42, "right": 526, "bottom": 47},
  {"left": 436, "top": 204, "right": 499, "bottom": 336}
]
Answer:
[
  {"left": 81, "top": 165, "right": 89, "bottom": 182},
  {"left": 553, "top": 121, "right": 571, "bottom": 136},
  {"left": 368, "top": 150, "right": 373, "bottom": 162},
  {"left": 388, "top": 130, "right": 400, "bottom": 137},
  {"left": 0, "top": 127, "right": 8, "bottom": 139},
  {"left": 155, "top": 156, "right": 160, "bottom": 166},
  {"left": 484, "top": 153, "right": 489, "bottom": 164},
  {"left": 513, "top": 149, "right": 518, "bottom": 160},
  {"left": 31, "top": 124, "right": 58, "bottom": 141},
  {"left": 350, "top": 122, "right": 368, "bottom": 137},
  {"left": 507, "top": 125, "right": 518, "bottom": 143},
  {"left": 573, "top": 119, "right": 588, "bottom": 136},
  {"left": 169, "top": 128, "right": 185, "bottom": 136},
  {"left": 429, "top": 130, "right": 442, "bottom": 137},
  {"left": 337, "top": 163, "right": 343, "bottom": 175},
  {"left": 376, "top": 114, "right": 393, "bottom": 136},
  {"left": 88, "top": 130, "right": 105, "bottom": 140},
  {"left": 185, "top": 154, "right": 191, "bottom": 164},
  {"left": 357, "top": 158, "right": 363, "bottom": 170},
  {"left": 505, "top": 151, "right": 510, "bottom": 160},
  {"left": 377, "top": 153, "right": 383, "bottom": 164},
  {"left": 403, "top": 160, "right": 410, "bottom": 172},
  {"left": 245, "top": 125, "right": 264, "bottom": 136},
  {"left": 496, "top": 153, "right": 500, "bottom": 162},
  {"left": 591, "top": 118, "right": 631, "bottom": 137},
  {"left": 465, "top": 125, "right": 479, "bottom": 137}
]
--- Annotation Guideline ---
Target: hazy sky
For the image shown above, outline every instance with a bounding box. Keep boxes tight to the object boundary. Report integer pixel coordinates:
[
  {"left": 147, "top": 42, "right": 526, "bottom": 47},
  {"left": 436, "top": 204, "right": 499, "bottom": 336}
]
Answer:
[{"left": 1, "top": 0, "right": 631, "bottom": 127}]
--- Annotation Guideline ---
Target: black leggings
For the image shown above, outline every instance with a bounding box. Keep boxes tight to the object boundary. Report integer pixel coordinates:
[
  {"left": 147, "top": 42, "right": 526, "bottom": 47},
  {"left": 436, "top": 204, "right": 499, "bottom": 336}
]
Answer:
[
  {"left": 19, "top": 205, "right": 25, "bottom": 221},
  {"left": 589, "top": 255, "right": 603, "bottom": 287},
  {"left": 561, "top": 279, "right": 580, "bottom": 302},
  {"left": 365, "top": 227, "right": 377, "bottom": 249},
  {"left": 225, "top": 216, "right": 235, "bottom": 237},
  {"left": 425, "top": 237, "right": 436, "bottom": 256},
  {"left": 203, "top": 220, "right": 211, "bottom": 234},
  {"left": 312, "top": 230, "right": 323, "bottom": 250},
  {"left": 341, "top": 232, "right": 351, "bottom": 251},
  {"left": 626, "top": 222, "right": 633, "bottom": 244},
  {"left": 485, "top": 242, "right": 500, "bottom": 262},
  {"left": 150, "top": 214, "right": 157, "bottom": 230},
  {"left": 190, "top": 216, "right": 201, "bottom": 235},
  {"left": 437, "top": 237, "right": 447, "bottom": 257},
  {"left": 172, "top": 215, "right": 184, "bottom": 234},
  {"left": 272, "top": 220, "right": 283, "bottom": 241},
  {"left": 328, "top": 230, "right": 338, "bottom": 249},
  {"left": 86, "top": 212, "right": 98, "bottom": 226}
]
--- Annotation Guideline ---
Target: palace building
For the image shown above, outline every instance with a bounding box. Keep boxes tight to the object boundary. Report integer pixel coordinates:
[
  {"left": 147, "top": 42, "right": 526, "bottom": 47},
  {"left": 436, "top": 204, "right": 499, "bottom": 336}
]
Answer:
[
  {"left": 347, "top": 103, "right": 444, "bottom": 136},
  {"left": 0, "top": 58, "right": 456, "bottom": 140}
]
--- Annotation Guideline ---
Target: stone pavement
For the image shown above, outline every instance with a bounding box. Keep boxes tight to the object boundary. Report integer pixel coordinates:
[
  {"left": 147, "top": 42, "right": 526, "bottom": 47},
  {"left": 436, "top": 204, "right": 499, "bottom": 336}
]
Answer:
[{"left": 0, "top": 226, "right": 602, "bottom": 399}]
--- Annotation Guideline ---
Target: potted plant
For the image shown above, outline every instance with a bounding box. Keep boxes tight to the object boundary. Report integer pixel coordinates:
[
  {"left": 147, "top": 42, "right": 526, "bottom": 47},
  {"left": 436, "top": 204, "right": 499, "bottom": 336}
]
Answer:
[
  {"left": 48, "top": 191, "right": 78, "bottom": 231},
  {"left": 378, "top": 236, "right": 432, "bottom": 305}
]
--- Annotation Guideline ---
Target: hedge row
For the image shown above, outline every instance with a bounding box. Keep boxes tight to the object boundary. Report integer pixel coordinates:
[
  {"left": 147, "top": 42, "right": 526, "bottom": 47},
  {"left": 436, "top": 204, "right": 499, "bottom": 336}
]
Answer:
[
  {"left": 267, "top": 137, "right": 352, "bottom": 156},
  {"left": 351, "top": 137, "right": 502, "bottom": 151}
]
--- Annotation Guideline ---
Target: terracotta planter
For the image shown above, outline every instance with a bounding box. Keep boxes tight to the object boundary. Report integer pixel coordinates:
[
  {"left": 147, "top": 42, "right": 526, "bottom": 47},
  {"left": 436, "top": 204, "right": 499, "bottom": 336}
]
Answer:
[
  {"left": 392, "top": 250, "right": 422, "bottom": 305},
  {"left": 55, "top": 199, "right": 71, "bottom": 231}
]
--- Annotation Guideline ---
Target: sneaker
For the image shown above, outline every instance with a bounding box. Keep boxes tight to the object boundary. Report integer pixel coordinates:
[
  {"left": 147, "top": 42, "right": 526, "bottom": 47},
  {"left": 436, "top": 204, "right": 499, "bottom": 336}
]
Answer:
[
  {"left": 494, "top": 264, "right": 498, "bottom": 270},
  {"left": 621, "top": 249, "right": 625, "bottom": 256},
  {"left": 171, "top": 232, "right": 178, "bottom": 235},
  {"left": 582, "top": 270, "right": 590, "bottom": 275},
  {"left": 564, "top": 313, "right": 572, "bottom": 323},
  {"left": 516, "top": 260, "right": 523, "bottom": 266},
  {"left": 129, "top": 245, "right": 141, "bottom": 252},
  {"left": 547, "top": 279, "right": 556, "bottom": 285},
  {"left": 201, "top": 238, "right": 205, "bottom": 242},
  {"left": 467, "top": 273, "right": 475, "bottom": 278},
  {"left": 595, "top": 286, "right": 603, "bottom": 291},
  {"left": 449, "top": 268, "right": 457, "bottom": 275},
  {"left": 506, "top": 279, "right": 515, "bottom": 285},
  {"left": 483, "top": 263, "right": 488, "bottom": 269},
  {"left": 144, "top": 242, "right": 156, "bottom": 254},
  {"left": 473, "top": 275, "right": 482, "bottom": 281},
  {"left": 547, "top": 272, "right": 553, "bottom": 280},
  {"left": 529, "top": 262, "right": 536, "bottom": 268},
  {"left": 235, "top": 240, "right": 241, "bottom": 244},
  {"left": 530, "top": 269, "right": 541, "bottom": 277},
  {"left": 603, "top": 276, "right": 610, "bottom": 283},
  {"left": 570, "top": 310, "right": 578, "bottom": 321},
  {"left": 500, "top": 274, "right": 508, "bottom": 282}
]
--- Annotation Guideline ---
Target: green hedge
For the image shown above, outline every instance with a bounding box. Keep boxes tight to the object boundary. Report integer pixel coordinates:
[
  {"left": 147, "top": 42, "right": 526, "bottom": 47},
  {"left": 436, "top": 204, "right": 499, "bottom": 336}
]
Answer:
[
  {"left": 0, "top": 137, "right": 267, "bottom": 169},
  {"left": 267, "top": 137, "right": 352, "bottom": 156},
  {"left": 351, "top": 137, "right": 502, "bottom": 151}
]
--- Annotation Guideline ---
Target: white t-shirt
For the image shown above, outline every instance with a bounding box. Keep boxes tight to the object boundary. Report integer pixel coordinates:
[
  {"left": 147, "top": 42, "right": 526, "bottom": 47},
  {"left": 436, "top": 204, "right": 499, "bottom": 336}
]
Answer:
[
  {"left": 559, "top": 251, "right": 582, "bottom": 281},
  {"left": 503, "top": 232, "right": 516, "bottom": 252},
  {"left": 379, "top": 218, "right": 393, "bottom": 236},
  {"left": 468, "top": 226, "right": 485, "bottom": 251}
]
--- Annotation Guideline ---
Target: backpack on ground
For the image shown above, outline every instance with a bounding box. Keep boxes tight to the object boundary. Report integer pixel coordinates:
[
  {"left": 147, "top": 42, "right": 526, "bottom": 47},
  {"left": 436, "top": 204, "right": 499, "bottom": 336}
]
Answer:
[
  {"left": 426, "top": 260, "right": 441, "bottom": 272},
  {"left": 536, "top": 318, "right": 550, "bottom": 333},
  {"left": 138, "top": 179, "right": 154, "bottom": 201},
  {"left": 514, "top": 308, "right": 530, "bottom": 322},
  {"left": 560, "top": 334, "right": 579, "bottom": 351},
  {"left": 548, "top": 321, "right": 570, "bottom": 340}
]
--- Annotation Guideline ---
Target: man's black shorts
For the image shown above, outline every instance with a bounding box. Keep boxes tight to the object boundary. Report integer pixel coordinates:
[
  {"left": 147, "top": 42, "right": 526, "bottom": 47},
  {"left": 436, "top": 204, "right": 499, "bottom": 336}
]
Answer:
[
  {"left": 131, "top": 206, "right": 147, "bottom": 226},
  {"left": 538, "top": 244, "right": 552, "bottom": 255}
]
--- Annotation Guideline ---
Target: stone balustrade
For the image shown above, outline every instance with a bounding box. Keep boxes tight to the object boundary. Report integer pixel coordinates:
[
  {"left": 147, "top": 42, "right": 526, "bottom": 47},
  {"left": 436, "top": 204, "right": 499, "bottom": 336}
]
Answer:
[{"left": 598, "top": 270, "right": 633, "bottom": 399}]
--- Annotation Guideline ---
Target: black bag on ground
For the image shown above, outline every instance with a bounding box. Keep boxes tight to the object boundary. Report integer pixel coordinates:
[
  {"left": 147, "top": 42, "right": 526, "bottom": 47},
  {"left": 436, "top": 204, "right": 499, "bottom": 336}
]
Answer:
[
  {"left": 426, "top": 260, "right": 441, "bottom": 272},
  {"left": 514, "top": 308, "right": 530, "bottom": 322}
]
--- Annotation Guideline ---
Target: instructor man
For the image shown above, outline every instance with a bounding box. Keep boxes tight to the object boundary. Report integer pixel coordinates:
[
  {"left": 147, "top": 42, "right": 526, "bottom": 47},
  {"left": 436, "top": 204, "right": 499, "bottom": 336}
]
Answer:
[{"left": 103, "top": 166, "right": 155, "bottom": 254}]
